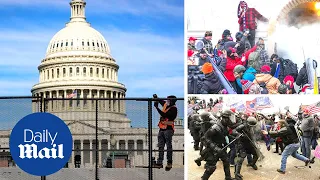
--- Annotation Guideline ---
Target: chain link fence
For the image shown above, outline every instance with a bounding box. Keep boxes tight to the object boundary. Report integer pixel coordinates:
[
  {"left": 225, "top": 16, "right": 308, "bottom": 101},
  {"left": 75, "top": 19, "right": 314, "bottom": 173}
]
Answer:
[{"left": 0, "top": 96, "right": 184, "bottom": 180}]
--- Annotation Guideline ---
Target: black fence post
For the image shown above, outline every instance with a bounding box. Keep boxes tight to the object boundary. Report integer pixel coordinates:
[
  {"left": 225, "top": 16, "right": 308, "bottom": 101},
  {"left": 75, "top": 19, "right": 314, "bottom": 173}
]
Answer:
[
  {"left": 148, "top": 100, "right": 153, "bottom": 180},
  {"left": 40, "top": 95, "right": 43, "bottom": 113},
  {"left": 41, "top": 95, "right": 46, "bottom": 180},
  {"left": 95, "top": 99, "right": 99, "bottom": 180},
  {"left": 43, "top": 97, "right": 46, "bottom": 112}
]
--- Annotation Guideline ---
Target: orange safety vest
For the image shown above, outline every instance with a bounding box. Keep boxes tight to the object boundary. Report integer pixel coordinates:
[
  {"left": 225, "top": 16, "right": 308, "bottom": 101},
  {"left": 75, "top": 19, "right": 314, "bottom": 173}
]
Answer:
[{"left": 158, "top": 103, "right": 176, "bottom": 131}]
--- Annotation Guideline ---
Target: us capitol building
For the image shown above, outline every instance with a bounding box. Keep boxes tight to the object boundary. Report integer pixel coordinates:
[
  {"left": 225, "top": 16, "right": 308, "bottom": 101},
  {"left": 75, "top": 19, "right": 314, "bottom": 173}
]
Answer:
[{"left": 0, "top": 0, "right": 184, "bottom": 168}]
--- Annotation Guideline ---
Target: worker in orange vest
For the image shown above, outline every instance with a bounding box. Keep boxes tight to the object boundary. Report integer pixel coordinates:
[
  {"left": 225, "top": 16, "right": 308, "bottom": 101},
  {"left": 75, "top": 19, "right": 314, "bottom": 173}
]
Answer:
[{"left": 153, "top": 94, "right": 178, "bottom": 171}]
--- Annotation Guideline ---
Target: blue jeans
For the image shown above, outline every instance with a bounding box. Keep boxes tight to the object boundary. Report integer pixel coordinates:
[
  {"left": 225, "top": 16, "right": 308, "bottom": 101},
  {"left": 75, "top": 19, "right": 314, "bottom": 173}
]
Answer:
[
  {"left": 301, "top": 137, "right": 312, "bottom": 158},
  {"left": 311, "top": 138, "right": 318, "bottom": 150},
  {"left": 280, "top": 143, "right": 308, "bottom": 171}
]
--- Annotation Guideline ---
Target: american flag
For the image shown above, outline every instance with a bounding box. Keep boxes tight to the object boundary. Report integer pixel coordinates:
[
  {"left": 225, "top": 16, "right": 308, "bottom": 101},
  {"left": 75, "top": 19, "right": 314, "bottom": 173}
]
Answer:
[
  {"left": 246, "top": 101, "right": 256, "bottom": 114},
  {"left": 254, "top": 97, "right": 273, "bottom": 110},
  {"left": 305, "top": 102, "right": 320, "bottom": 114},
  {"left": 67, "top": 90, "right": 77, "bottom": 98}
]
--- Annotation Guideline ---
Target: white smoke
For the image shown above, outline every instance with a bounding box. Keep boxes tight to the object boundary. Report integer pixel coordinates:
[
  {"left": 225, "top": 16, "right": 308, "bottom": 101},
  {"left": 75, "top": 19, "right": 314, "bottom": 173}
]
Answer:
[{"left": 271, "top": 22, "right": 320, "bottom": 76}]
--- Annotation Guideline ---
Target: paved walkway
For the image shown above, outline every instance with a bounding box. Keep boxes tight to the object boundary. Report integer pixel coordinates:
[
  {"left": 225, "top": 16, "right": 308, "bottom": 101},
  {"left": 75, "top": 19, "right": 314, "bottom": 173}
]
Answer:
[{"left": 187, "top": 133, "right": 320, "bottom": 180}]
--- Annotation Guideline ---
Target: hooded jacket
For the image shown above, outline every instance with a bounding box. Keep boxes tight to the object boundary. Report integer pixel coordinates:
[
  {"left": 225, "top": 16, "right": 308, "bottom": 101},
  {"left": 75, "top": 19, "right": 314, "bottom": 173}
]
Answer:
[
  {"left": 253, "top": 73, "right": 281, "bottom": 94},
  {"left": 198, "top": 72, "right": 224, "bottom": 94},
  {"left": 225, "top": 56, "right": 244, "bottom": 82}
]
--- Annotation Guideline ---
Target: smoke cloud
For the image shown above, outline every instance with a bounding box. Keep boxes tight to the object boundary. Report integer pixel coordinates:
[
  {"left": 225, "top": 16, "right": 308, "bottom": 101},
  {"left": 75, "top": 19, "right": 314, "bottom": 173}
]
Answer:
[{"left": 270, "top": 4, "right": 320, "bottom": 76}]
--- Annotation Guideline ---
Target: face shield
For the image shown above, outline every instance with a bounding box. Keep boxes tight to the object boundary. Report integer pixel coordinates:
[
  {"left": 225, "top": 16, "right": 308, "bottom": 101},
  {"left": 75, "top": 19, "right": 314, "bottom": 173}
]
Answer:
[{"left": 230, "top": 114, "right": 236, "bottom": 124}]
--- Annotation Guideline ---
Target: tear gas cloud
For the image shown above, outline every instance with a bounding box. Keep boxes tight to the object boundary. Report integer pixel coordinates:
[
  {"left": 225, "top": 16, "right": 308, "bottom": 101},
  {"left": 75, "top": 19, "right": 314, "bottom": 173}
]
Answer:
[{"left": 271, "top": 3, "right": 320, "bottom": 76}]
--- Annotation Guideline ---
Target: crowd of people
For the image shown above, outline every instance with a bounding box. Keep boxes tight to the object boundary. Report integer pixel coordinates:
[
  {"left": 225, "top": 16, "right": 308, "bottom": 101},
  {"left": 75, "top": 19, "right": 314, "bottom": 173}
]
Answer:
[
  {"left": 188, "top": 98, "right": 320, "bottom": 180},
  {"left": 187, "top": 1, "right": 318, "bottom": 94}
]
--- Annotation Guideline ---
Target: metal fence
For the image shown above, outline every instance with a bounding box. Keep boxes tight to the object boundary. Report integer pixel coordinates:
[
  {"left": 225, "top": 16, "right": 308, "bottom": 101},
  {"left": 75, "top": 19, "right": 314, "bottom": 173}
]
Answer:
[{"left": 0, "top": 96, "right": 184, "bottom": 180}]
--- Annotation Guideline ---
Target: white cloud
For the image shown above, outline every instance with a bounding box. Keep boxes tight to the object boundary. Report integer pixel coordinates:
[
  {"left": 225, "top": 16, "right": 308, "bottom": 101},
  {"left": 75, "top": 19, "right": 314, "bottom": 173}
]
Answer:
[
  {"left": 0, "top": 23, "right": 184, "bottom": 97},
  {"left": 0, "top": 0, "right": 183, "bottom": 17}
]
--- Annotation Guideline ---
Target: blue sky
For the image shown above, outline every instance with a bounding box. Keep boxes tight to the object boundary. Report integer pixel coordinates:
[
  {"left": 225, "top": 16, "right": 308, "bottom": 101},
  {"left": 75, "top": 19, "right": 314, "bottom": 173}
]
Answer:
[
  {"left": 0, "top": 0, "right": 184, "bottom": 98},
  {"left": 0, "top": 99, "right": 184, "bottom": 130}
]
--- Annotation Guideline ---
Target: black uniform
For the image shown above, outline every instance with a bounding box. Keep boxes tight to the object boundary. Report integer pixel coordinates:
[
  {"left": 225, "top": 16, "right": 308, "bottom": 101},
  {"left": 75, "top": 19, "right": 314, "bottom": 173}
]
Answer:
[
  {"left": 190, "top": 115, "right": 202, "bottom": 150},
  {"left": 200, "top": 116, "right": 236, "bottom": 180},
  {"left": 232, "top": 122, "right": 259, "bottom": 179}
]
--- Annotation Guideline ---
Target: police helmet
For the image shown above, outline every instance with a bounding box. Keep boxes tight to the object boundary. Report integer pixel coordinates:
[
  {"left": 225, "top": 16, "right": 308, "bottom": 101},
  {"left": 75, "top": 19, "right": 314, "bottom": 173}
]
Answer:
[
  {"left": 222, "top": 109, "right": 234, "bottom": 117},
  {"left": 200, "top": 112, "right": 211, "bottom": 121},
  {"left": 247, "top": 116, "right": 257, "bottom": 126},
  {"left": 192, "top": 114, "right": 201, "bottom": 121}
]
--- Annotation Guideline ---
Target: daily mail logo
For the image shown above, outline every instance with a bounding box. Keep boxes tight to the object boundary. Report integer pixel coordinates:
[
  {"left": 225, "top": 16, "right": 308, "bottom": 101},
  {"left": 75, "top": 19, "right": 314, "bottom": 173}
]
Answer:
[
  {"left": 10, "top": 113, "right": 73, "bottom": 176},
  {"left": 18, "top": 129, "right": 63, "bottom": 159}
]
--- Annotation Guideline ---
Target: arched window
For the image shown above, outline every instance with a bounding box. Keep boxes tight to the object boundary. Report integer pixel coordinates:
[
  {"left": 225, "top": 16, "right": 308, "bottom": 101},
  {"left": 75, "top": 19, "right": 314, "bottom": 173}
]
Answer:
[
  {"left": 97, "top": 42, "right": 99, "bottom": 47},
  {"left": 87, "top": 41, "right": 90, "bottom": 46},
  {"left": 51, "top": 69, "right": 54, "bottom": 79},
  {"left": 56, "top": 43, "right": 59, "bottom": 48},
  {"left": 107, "top": 69, "right": 109, "bottom": 79},
  {"left": 102, "top": 68, "right": 104, "bottom": 78},
  {"left": 96, "top": 68, "right": 99, "bottom": 77},
  {"left": 61, "top": 42, "right": 63, "bottom": 47},
  {"left": 66, "top": 41, "right": 68, "bottom": 47},
  {"left": 82, "top": 41, "right": 84, "bottom": 46},
  {"left": 57, "top": 69, "right": 60, "bottom": 78},
  {"left": 69, "top": 67, "right": 73, "bottom": 77},
  {"left": 76, "top": 67, "right": 79, "bottom": 76},
  {"left": 71, "top": 40, "right": 73, "bottom": 46},
  {"left": 83, "top": 67, "right": 86, "bottom": 77},
  {"left": 47, "top": 70, "right": 49, "bottom": 79},
  {"left": 92, "top": 42, "right": 95, "bottom": 46},
  {"left": 90, "top": 67, "right": 93, "bottom": 77},
  {"left": 63, "top": 68, "right": 66, "bottom": 77}
]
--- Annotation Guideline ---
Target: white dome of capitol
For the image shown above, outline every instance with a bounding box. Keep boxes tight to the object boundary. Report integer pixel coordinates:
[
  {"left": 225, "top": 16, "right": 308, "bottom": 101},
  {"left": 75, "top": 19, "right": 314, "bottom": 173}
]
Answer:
[{"left": 45, "top": 0, "right": 111, "bottom": 59}]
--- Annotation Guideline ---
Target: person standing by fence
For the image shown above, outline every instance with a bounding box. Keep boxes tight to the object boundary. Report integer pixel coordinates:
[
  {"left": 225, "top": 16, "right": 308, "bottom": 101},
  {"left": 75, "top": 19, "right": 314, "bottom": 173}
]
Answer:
[{"left": 153, "top": 94, "right": 178, "bottom": 171}]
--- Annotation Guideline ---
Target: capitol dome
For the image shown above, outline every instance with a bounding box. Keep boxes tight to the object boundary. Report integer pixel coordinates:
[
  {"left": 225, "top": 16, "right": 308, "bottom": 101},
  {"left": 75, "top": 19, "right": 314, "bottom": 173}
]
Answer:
[
  {"left": 46, "top": 20, "right": 112, "bottom": 59},
  {"left": 31, "top": 0, "right": 129, "bottom": 129}
]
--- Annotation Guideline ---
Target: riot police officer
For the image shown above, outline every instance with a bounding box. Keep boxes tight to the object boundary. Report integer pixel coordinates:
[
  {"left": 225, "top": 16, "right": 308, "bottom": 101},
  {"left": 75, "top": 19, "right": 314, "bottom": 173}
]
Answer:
[
  {"left": 199, "top": 112, "right": 214, "bottom": 151},
  {"left": 232, "top": 116, "right": 258, "bottom": 179},
  {"left": 200, "top": 109, "right": 237, "bottom": 180},
  {"left": 190, "top": 114, "right": 202, "bottom": 150},
  {"left": 194, "top": 112, "right": 216, "bottom": 166}
]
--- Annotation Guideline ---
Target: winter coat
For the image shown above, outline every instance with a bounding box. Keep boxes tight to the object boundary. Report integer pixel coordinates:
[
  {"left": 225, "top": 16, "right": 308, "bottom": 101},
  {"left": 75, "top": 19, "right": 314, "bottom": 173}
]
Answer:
[
  {"left": 243, "top": 67, "right": 256, "bottom": 82},
  {"left": 301, "top": 116, "right": 315, "bottom": 137},
  {"left": 198, "top": 72, "right": 224, "bottom": 94},
  {"left": 253, "top": 74, "right": 281, "bottom": 94},
  {"left": 296, "top": 66, "right": 308, "bottom": 87},
  {"left": 224, "top": 56, "right": 244, "bottom": 82}
]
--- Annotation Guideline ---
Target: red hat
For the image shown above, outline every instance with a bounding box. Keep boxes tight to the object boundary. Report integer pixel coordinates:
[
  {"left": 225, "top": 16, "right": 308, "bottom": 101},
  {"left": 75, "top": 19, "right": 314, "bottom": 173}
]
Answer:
[
  {"left": 188, "top": 50, "right": 194, "bottom": 57},
  {"left": 189, "top": 37, "right": 197, "bottom": 41},
  {"left": 241, "top": 80, "right": 253, "bottom": 94},
  {"left": 230, "top": 107, "right": 236, "bottom": 113},
  {"left": 260, "top": 65, "right": 271, "bottom": 73},
  {"left": 284, "top": 75, "right": 294, "bottom": 88}
]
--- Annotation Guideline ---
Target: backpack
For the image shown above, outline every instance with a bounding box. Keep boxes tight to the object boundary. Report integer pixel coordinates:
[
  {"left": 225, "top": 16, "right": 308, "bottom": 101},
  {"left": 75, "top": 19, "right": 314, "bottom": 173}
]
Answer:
[
  {"left": 248, "top": 49, "right": 262, "bottom": 72},
  {"left": 282, "top": 59, "right": 298, "bottom": 80}
]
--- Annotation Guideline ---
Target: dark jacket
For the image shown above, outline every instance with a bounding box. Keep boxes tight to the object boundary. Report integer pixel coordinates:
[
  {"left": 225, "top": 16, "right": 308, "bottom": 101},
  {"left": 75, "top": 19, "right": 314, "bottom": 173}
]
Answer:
[
  {"left": 296, "top": 66, "right": 308, "bottom": 87},
  {"left": 198, "top": 56, "right": 211, "bottom": 67},
  {"left": 198, "top": 72, "right": 224, "bottom": 94},
  {"left": 268, "top": 125, "right": 299, "bottom": 146},
  {"left": 202, "top": 38, "right": 214, "bottom": 55},
  {"left": 301, "top": 116, "right": 315, "bottom": 137}
]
